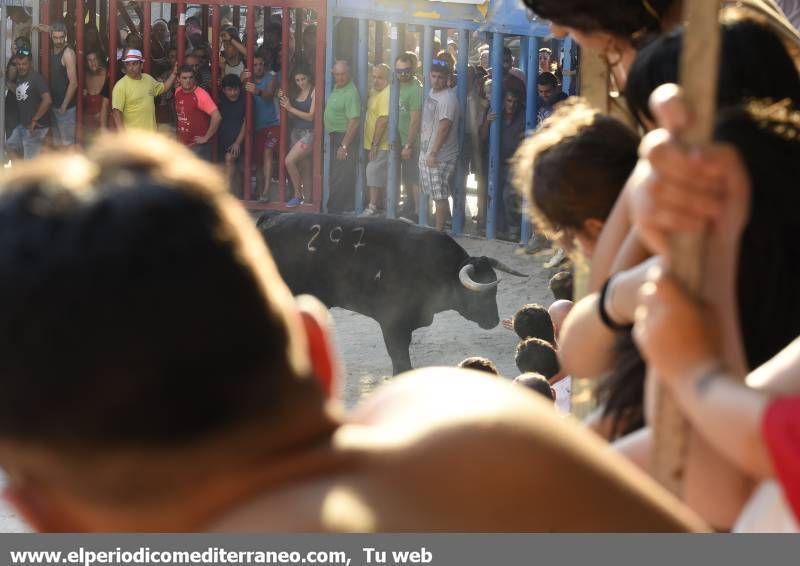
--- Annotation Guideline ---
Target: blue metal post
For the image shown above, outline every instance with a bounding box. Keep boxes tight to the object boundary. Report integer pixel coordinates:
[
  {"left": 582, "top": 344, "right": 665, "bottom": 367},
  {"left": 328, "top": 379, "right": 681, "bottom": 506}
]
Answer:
[
  {"left": 518, "top": 35, "right": 529, "bottom": 77},
  {"left": 323, "top": 12, "right": 336, "bottom": 212},
  {"left": 419, "top": 25, "right": 433, "bottom": 227},
  {"left": 356, "top": 18, "right": 369, "bottom": 214},
  {"left": 451, "top": 27, "right": 469, "bottom": 235},
  {"left": 486, "top": 32, "right": 504, "bottom": 240},
  {"left": 520, "top": 35, "right": 540, "bottom": 245},
  {"left": 562, "top": 36, "right": 575, "bottom": 95},
  {"left": 386, "top": 23, "right": 402, "bottom": 219}
]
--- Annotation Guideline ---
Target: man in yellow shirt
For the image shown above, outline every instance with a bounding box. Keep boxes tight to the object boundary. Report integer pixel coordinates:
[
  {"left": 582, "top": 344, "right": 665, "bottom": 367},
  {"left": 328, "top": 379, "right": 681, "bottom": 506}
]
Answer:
[
  {"left": 360, "top": 64, "right": 390, "bottom": 217},
  {"left": 112, "top": 49, "right": 177, "bottom": 131}
]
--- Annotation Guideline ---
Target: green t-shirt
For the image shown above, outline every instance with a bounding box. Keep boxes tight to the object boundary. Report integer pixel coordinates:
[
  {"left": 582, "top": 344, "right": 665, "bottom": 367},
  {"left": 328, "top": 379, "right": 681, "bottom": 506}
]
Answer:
[
  {"left": 324, "top": 81, "right": 361, "bottom": 133},
  {"left": 398, "top": 78, "right": 423, "bottom": 147}
]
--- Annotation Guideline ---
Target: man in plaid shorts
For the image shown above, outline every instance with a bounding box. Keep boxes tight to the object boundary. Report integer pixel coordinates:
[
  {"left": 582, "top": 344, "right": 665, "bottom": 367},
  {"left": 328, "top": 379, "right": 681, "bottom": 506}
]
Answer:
[{"left": 419, "top": 57, "right": 460, "bottom": 231}]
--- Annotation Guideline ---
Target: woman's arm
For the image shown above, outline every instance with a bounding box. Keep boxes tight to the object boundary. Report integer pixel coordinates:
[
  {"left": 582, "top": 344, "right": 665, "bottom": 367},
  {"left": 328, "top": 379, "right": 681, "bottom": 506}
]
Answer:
[{"left": 560, "top": 257, "right": 657, "bottom": 379}]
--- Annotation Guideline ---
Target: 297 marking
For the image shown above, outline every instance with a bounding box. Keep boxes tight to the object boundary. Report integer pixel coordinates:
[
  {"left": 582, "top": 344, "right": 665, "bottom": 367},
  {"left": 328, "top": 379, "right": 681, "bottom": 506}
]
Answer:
[{"left": 307, "top": 225, "right": 367, "bottom": 253}]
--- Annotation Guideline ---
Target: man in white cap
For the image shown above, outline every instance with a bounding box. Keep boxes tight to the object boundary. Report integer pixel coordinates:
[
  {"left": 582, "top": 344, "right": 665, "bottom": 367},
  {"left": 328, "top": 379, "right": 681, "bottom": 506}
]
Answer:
[{"left": 112, "top": 49, "right": 177, "bottom": 131}]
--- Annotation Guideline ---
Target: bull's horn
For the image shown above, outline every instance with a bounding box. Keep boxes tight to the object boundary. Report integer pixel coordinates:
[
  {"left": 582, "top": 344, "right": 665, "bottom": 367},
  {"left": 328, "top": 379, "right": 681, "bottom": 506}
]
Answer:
[
  {"left": 487, "top": 258, "right": 528, "bottom": 277},
  {"left": 459, "top": 264, "right": 499, "bottom": 293}
]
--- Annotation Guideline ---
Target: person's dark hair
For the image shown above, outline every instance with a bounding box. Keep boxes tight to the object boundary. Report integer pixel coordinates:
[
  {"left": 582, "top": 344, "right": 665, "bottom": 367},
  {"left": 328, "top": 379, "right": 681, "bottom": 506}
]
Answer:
[
  {"left": 178, "top": 64, "right": 195, "bottom": 76},
  {"left": 522, "top": 0, "right": 673, "bottom": 47},
  {"left": 626, "top": 16, "right": 800, "bottom": 129},
  {"left": 458, "top": 356, "right": 500, "bottom": 375},
  {"left": 512, "top": 304, "right": 555, "bottom": 343},
  {"left": 596, "top": 332, "right": 646, "bottom": 440},
  {"left": 0, "top": 133, "right": 317, "bottom": 450},
  {"left": 50, "top": 20, "right": 68, "bottom": 37},
  {"left": 513, "top": 99, "right": 639, "bottom": 245},
  {"left": 505, "top": 85, "right": 524, "bottom": 103},
  {"left": 289, "top": 64, "right": 314, "bottom": 98},
  {"left": 395, "top": 51, "right": 418, "bottom": 71},
  {"left": 433, "top": 50, "right": 455, "bottom": 73},
  {"left": 221, "top": 73, "right": 242, "bottom": 89},
  {"left": 549, "top": 271, "right": 574, "bottom": 301},
  {"left": 224, "top": 26, "right": 241, "bottom": 43},
  {"left": 515, "top": 338, "right": 560, "bottom": 378},
  {"left": 513, "top": 372, "right": 556, "bottom": 402},
  {"left": 503, "top": 46, "right": 512, "bottom": 59},
  {"left": 85, "top": 49, "right": 107, "bottom": 66},
  {"left": 537, "top": 71, "right": 559, "bottom": 88},
  {"left": 715, "top": 101, "right": 800, "bottom": 371},
  {"left": 599, "top": 101, "right": 800, "bottom": 441},
  {"left": 291, "top": 63, "right": 313, "bottom": 83}
]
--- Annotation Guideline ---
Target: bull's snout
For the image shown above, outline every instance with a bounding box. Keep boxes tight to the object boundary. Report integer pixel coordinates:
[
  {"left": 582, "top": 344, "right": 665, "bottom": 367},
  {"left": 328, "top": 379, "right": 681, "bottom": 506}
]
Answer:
[{"left": 478, "top": 314, "right": 500, "bottom": 330}]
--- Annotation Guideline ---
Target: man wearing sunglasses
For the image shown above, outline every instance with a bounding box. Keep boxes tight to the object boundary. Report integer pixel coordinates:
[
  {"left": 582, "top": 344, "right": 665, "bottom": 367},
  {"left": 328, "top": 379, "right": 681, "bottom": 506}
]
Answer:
[
  {"left": 419, "top": 57, "right": 459, "bottom": 231},
  {"left": 112, "top": 49, "right": 178, "bottom": 131},
  {"left": 48, "top": 21, "right": 78, "bottom": 146},
  {"left": 6, "top": 48, "right": 52, "bottom": 160},
  {"left": 395, "top": 52, "right": 423, "bottom": 222}
]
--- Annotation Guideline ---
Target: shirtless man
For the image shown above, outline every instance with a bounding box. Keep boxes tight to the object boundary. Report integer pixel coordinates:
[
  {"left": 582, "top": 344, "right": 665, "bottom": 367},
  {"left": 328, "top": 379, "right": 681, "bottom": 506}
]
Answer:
[{"left": 0, "top": 132, "right": 702, "bottom": 532}]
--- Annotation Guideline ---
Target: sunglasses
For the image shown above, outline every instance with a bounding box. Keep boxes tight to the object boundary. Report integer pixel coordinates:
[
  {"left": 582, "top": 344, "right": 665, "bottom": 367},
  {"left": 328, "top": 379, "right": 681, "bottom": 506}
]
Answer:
[
  {"left": 395, "top": 68, "right": 412, "bottom": 75},
  {"left": 431, "top": 58, "right": 449, "bottom": 67}
]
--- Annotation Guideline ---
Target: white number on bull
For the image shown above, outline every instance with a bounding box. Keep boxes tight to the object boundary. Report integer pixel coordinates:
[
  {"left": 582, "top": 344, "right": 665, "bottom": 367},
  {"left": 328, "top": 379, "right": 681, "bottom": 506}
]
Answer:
[
  {"left": 352, "top": 227, "right": 366, "bottom": 252},
  {"left": 329, "top": 226, "right": 343, "bottom": 244},
  {"left": 307, "top": 224, "right": 321, "bottom": 252}
]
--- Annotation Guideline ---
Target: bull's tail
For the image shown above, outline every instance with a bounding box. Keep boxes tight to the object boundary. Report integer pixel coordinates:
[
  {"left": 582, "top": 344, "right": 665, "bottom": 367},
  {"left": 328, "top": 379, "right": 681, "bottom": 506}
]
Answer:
[
  {"left": 487, "top": 258, "right": 528, "bottom": 277},
  {"left": 256, "top": 210, "right": 287, "bottom": 230}
]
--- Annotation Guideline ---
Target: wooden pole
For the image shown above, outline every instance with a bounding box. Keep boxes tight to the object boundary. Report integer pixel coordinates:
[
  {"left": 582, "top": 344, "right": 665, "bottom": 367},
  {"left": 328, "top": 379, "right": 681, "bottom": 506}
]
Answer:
[{"left": 652, "top": 0, "right": 722, "bottom": 496}]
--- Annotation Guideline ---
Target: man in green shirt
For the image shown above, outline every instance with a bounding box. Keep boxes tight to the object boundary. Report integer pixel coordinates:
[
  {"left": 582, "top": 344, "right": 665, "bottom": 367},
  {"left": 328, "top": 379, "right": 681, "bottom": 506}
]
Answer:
[
  {"left": 323, "top": 60, "right": 361, "bottom": 213},
  {"left": 395, "top": 52, "right": 423, "bottom": 221}
]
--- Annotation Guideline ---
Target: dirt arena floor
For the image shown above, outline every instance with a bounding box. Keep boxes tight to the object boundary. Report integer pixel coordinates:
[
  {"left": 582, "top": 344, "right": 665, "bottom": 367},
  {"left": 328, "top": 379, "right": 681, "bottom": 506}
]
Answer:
[{"left": 0, "top": 232, "right": 563, "bottom": 532}]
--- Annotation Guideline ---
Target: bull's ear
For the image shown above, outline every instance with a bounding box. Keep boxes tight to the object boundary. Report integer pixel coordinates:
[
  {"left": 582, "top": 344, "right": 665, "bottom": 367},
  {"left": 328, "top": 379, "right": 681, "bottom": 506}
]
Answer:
[{"left": 295, "top": 295, "right": 339, "bottom": 399}]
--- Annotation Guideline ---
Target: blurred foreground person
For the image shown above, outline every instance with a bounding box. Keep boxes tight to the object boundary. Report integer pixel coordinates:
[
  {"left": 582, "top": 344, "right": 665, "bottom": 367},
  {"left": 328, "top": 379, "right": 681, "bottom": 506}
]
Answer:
[
  {"left": 633, "top": 99, "right": 800, "bottom": 531},
  {"left": 0, "top": 133, "right": 703, "bottom": 532}
]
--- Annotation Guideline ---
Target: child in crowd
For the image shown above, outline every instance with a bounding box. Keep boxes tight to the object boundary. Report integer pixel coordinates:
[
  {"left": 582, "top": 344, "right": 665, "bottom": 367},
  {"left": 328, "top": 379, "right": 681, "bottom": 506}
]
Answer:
[
  {"left": 217, "top": 74, "right": 246, "bottom": 196},
  {"left": 458, "top": 356, "right": 500, "bottom": 376},
  {"left": 513, "top": 372, "right": 556, "bottom": 403}
]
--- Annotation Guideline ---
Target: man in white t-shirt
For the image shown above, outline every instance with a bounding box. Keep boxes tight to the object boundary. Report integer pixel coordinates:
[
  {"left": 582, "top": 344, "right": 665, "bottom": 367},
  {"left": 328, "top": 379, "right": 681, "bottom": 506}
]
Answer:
[{"left": 419, "top": 57, "right": 459, "bottom": 231}]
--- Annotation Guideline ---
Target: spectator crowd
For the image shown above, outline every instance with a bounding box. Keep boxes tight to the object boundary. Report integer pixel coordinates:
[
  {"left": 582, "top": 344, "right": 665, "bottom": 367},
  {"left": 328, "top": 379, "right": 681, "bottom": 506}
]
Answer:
[{"left": 4, "top": 14, "right": 571, "bottom": 242}]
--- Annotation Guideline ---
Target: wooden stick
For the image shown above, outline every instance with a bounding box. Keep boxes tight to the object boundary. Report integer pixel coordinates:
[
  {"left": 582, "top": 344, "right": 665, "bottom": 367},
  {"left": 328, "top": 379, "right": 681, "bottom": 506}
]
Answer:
[{"left": 652, "top": 0, "right": 722, "bottom": 496}]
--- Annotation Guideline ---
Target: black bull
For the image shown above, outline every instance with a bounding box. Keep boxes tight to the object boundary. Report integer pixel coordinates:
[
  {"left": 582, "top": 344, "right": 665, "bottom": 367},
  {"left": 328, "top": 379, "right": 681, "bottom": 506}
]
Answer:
[{"left": 257, "top": 212, "right": 527, "bottom": 374}]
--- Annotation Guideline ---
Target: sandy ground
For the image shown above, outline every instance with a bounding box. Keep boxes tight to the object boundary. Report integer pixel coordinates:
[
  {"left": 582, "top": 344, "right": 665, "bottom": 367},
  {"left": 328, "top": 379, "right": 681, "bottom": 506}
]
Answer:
[{"left": 0, "top": 232, "right": 563, "bottom": 532}]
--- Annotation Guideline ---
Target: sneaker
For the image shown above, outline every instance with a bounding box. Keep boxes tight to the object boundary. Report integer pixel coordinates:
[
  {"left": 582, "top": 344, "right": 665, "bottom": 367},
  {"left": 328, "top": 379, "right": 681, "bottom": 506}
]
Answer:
[
  {"left": 286, "top": 196, "right": 304, "bottom": 208},
  {"left": 258, "top": 192, "right": 271, "bottom": 203},
  {"left": 359, "top": 204, "right": 377, "bottom": 217},
  {"left": 523, "top": 233, "right": 550, "bottom": 255},
  {"left": 544, "top": 248, "right": 567, "bottom": 269}
]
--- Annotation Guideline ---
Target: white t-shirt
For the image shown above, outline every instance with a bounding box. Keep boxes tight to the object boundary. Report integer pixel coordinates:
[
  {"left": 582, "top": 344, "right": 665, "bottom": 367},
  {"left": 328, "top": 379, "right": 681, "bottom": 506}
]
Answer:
[
  {"left": 552, "top": 376, "right": 572, "bottom": 415},
  {"left": 420, "top": 87, "right": 460, "bottom": 161}
]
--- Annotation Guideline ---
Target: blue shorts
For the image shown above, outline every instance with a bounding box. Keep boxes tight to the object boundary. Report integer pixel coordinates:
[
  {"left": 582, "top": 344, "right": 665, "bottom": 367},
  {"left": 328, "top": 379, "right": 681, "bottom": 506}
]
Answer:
[{"left": 7, "top": 124, "right": 49, "bottom": 159}]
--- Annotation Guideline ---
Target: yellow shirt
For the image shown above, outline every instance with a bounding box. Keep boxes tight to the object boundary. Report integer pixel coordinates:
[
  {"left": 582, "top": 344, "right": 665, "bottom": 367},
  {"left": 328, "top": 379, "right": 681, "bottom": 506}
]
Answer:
[
  {"left": 363, "top": 86, "right": 390, "bottom": 151},
  {"left": 111, "top": 74, "right": 165, "bottom": 131}
]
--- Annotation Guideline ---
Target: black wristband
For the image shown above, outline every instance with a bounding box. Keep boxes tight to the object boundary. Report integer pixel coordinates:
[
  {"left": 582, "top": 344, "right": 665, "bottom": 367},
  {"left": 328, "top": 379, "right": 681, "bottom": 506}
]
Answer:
[{"left": 598, "top": 277, "right": 634, "bottom": 332}]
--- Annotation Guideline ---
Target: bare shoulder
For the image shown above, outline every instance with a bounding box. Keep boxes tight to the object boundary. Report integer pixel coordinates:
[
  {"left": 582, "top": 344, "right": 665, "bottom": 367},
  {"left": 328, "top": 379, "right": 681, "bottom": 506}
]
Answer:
[
  {"left": 213, "top": 371, "right": 703, "bottom": 532},
  {"left": 335, "top": 369, "right": 704, "bottom": 532}
]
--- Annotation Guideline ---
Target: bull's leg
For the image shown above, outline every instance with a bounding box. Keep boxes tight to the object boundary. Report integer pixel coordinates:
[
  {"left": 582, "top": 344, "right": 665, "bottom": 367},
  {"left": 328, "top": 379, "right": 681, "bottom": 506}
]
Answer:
[{"left": 380, "top": 323, "right": 413, "bottom": 375}]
